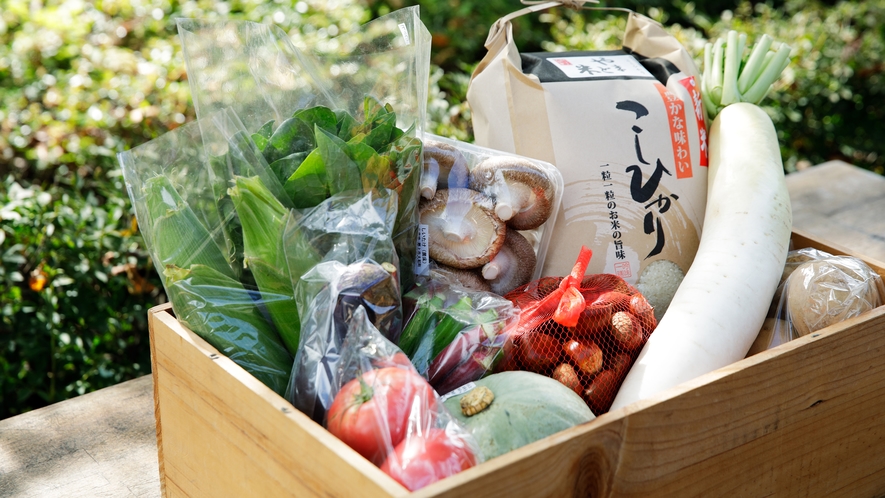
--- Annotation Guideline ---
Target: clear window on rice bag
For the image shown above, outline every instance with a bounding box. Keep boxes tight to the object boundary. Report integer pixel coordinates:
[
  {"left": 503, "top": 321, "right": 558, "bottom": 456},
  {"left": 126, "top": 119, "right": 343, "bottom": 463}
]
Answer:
[{"left": 416, "top": 134, "right": 564, "bottom": 297}]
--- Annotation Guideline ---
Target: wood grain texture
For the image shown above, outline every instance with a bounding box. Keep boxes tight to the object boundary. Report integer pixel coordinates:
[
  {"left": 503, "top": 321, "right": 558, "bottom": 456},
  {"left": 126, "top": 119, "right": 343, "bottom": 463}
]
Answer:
[
  {"left": 148, "top": 233, "right": 885, "bottom": 498},
  {"left": 419, "top": 300, "right": 885, "bottom": 498},
  {"left": 149, "top": 304, "right": 408, "bottom": 498},
  {"left": 411, "top": 234, "right": 885, "bottom": 498},
  {"left": 787, "top": 160, "right": 885, "bottom": 262},
  {"left": 0, "top": 375, "right": 160, "bottom": 498}
]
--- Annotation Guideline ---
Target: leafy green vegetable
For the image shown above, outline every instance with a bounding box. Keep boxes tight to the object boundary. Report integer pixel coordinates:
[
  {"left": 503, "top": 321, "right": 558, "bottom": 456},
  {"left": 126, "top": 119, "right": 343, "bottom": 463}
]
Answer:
[
  {"left": 269, "top": 151, "right": 309, "bottom": 187},
  {"left": 164, "top": 264, "right": 293, "bottom": 396},
  {"left": 229, "top": 175, "right": 312, "bottom": 356}
]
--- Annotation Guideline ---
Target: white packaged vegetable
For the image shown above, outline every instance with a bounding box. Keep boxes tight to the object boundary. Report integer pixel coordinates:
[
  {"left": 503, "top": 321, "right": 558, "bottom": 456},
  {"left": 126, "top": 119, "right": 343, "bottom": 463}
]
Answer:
[{"left": 610, "top": 102, "right": 792, "bottom": 409}]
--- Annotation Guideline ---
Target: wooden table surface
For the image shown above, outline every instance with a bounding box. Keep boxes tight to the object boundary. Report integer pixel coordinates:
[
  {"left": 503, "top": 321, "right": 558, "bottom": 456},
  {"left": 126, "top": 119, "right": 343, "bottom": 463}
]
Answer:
[{"left": 2, "top": 160, "right": 884, "bottom": 498}]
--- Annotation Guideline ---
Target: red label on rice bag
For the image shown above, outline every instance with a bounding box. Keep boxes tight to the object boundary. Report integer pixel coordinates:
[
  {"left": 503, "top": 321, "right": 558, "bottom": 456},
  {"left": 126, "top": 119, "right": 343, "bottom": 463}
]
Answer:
[
  {"left": 678, "top": 75, "right": 708, "bottom": 167},
  {"left": 654, "top": 82, "right": 693, "bottom": 179}
]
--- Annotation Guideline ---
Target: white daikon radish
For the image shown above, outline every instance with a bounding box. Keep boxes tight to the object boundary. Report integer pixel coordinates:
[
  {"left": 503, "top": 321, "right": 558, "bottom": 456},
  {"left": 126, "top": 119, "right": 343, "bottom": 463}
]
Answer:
[{"left": 610, "top": 102, "right": 792, "bottom": 410}]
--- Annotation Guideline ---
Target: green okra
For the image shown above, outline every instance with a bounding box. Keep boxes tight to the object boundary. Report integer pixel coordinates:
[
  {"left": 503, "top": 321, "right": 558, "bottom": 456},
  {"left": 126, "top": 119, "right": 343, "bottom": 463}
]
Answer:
[
  {"left": 398, "top": 294, "right": 445, "bottom": 358},
  {"left": 408, "top": 295, "right": 474, "bottom": 375}
]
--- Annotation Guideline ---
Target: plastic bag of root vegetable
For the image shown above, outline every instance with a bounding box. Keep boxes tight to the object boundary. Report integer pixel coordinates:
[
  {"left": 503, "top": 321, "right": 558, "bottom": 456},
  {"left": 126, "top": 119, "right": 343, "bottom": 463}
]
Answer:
[
  {"left": 119, "top": 109, "right": 296, "bottom": 396},
  {"left": 416, "top": 135, "right": 564, "bottom": 296},
  {"left": 746, "top": 247, "right": 885, "bottom": 356},
  {"left": 397, "top": 279, "right": 520, "bottom": 394},
  {"left": 326, "top": 306, "right": 482, "bottom": 491},
  {"left": 178, "top": 7, "right": 431, "bottom": 293},
  {"left": 496, "top": 246, "right": 657, "bottom": 415}
]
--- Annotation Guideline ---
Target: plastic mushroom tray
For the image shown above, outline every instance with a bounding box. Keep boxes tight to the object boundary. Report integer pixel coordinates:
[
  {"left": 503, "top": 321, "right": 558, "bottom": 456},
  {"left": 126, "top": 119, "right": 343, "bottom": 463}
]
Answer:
[{"left": 417, "top": 134, "right": 564, "bottom": 296}]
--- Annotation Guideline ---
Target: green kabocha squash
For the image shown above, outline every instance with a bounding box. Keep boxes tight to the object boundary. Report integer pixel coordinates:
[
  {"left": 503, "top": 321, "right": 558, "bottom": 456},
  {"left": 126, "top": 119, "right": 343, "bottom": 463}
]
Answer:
[{"left": 442, "top": 371, "right": 595, "bottom": 460}]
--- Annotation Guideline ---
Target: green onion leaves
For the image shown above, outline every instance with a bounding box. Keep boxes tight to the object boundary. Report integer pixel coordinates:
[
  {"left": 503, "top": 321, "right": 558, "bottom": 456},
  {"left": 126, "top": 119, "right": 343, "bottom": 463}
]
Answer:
[{"left": 702, "top": 30, "right": 792, "bottom": 118}]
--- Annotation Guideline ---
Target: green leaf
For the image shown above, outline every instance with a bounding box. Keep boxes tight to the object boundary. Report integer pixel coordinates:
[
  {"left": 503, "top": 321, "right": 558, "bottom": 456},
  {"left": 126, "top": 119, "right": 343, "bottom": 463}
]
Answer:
[
  {"left": 269, "top": 151, "right": 309, "bottom": 186},
  {"left": 284, "top": 149, "right": 329, "bottom": 208},
  {"left": 335, "top": 109, "right": 358, "bottom": 141},
  {"left": 266, "top": 117, "right": 314, "bottom": 163},
  {"left": 315, "top": 126, "right": 361, "bottom": 196},
  {"left": 343, "top": 137, "right": 390, "bottom": 192},
  {"left": 293, "top": 106, "right": 338, "bottom": 137},
  {"left": 251, "top": 133, "right": 269, "bottom": 152},
  {"left": 361, "top": 110, "right": 396, "bottom": 152},
  {"left": 255, "top": 119, "right": 276, "bottom": 140}
]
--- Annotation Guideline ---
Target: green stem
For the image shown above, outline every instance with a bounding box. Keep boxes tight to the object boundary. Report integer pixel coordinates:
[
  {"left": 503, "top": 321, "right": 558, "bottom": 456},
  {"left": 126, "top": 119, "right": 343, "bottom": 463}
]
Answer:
[
  {"left": 700, "top": 30, "right": 791, "bottom": 118},
  {"left": 720, "top": 30, "right": 742, "bottom": 106},
  {"left": 711, "top": 38, "right": 725, "bottom": 91},
  {"left": 742, "top": 43, "right": 792, "bottom": 104},
  {"left": 737, "top": 34, "right": 773, "bottom": 93}
]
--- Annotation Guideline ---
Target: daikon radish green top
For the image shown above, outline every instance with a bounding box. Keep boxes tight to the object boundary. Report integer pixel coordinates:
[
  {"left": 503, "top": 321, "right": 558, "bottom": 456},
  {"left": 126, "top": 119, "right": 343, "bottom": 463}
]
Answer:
[{"left": 610, "top": 32, "right": 793, "bottom": 410}]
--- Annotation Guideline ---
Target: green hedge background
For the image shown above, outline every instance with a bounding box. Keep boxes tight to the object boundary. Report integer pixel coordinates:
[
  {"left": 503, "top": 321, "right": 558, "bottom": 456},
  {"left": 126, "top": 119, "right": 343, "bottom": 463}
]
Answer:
[{"left": 2, "top": 0, "right": 883, "bottom": 419}]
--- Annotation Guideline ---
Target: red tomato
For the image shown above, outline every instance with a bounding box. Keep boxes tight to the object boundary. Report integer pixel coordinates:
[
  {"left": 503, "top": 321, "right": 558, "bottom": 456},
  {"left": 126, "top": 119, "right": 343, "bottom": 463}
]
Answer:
[
  {"left": 327, "top": 367, "right": 437, "bottom": 465},
  {"left": 372, "top": 352, "right": 414, "bottom": 370},
  {"left": 380, "top": 428, "right": 478, "bottom": 491}
]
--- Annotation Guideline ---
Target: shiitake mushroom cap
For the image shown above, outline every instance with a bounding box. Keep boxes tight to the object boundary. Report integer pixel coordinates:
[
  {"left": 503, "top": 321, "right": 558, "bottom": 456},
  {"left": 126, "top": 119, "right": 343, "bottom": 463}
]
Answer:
[
  {"left": 419, "top": 188, "right": 507, "bottom": 269},
  {"left": 482, "top": 229, "right": 537, "bottom": 295},
  {"left": 469, "top": 156, "right": 555, "bottom": 231}
]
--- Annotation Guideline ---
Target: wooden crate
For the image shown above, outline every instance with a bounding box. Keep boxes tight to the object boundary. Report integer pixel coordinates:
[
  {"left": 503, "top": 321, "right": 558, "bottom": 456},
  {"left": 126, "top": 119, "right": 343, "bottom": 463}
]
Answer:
[{"left": 148, "top": 228, "right": 885, "bottom": 497}]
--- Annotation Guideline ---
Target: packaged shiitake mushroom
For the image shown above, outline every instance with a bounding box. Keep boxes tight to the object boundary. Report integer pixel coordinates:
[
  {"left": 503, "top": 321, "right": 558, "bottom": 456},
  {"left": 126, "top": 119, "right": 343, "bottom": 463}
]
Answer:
[
  {"left": 746, "top": 247, "right": 885, "bottom": 356},
  {"left": 417, "top": 134, "right": 564, "bottom": 296}
]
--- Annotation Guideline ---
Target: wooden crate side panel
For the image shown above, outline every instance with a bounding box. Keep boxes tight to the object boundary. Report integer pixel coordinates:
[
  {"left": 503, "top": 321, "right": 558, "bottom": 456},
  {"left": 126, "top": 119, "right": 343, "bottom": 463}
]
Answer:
[
  {"left": 150, "top": 309, "right": 406, "bottom": 498},
  {"left": 605, "top": 308, "right": 885, "bottom": 497},
  {"left": 149, "top": 304, "right": 170, "bottom": 498},
  {"left": 149, "top": 230, "right": 885, "bottom": 498},
  {"left": 792, "top": 227, "right": 885, "bottom": 275},
  {"left": 419, "top": 274, "right": 885, "bottom": 496}
]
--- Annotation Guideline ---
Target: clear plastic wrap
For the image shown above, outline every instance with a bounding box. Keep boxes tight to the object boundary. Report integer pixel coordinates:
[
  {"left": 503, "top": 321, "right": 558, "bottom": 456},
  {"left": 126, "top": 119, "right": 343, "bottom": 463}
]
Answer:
[
  {"left": 397, "top": 280, "right": 520, "bottom": 394},
  {"left": 284, "top": 189, "right": 403, "bottom": 424},
  {"left": 326, "top": 306, "right": 482, "bottom": 491},
  {"left": 119, "top": 111, "right": 294, "bottom": 395},
  {"left": 416, "top": 134, "right": 564, "bottom": 296},
  {"left": 178, "top": 8, "right": 431, "bottom": 291},
  {"left": 747, "top": 247, "right": 885, "bottom": 355},
  {"left": 495, "top": 246, "right": 657, "bottom": 416}
]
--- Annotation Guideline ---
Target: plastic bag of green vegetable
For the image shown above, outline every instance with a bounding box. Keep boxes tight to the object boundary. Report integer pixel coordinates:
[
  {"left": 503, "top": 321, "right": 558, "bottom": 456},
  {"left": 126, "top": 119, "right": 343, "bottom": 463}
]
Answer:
[
  {"left": 398, "top": 279, "right": 520, "bottom": 394},
  {"left": 177, "top": 7, "right": 431, "bottom": 292},
  {"left": 119, "top": 113, "right": 294, "bottom": 395}
]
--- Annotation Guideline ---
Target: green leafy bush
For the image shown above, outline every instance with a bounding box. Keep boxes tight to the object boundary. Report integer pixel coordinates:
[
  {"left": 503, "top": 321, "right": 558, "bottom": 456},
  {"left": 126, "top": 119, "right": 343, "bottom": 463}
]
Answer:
[
  {"left": 0, "top": 0, "right": 369, "bottom": 417},
  {"left": 0, "top": 174, "right": 162, "bottom": 418}
]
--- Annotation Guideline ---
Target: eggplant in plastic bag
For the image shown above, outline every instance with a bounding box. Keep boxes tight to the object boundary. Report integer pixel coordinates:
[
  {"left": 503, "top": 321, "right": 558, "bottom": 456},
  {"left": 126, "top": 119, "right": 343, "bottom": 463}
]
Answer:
[
  {"left": 284, "top": 186, "right": 404, "bottom": 423},
  {"left": 288, "top": 259, "right": 402, "bottom": 424}
]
